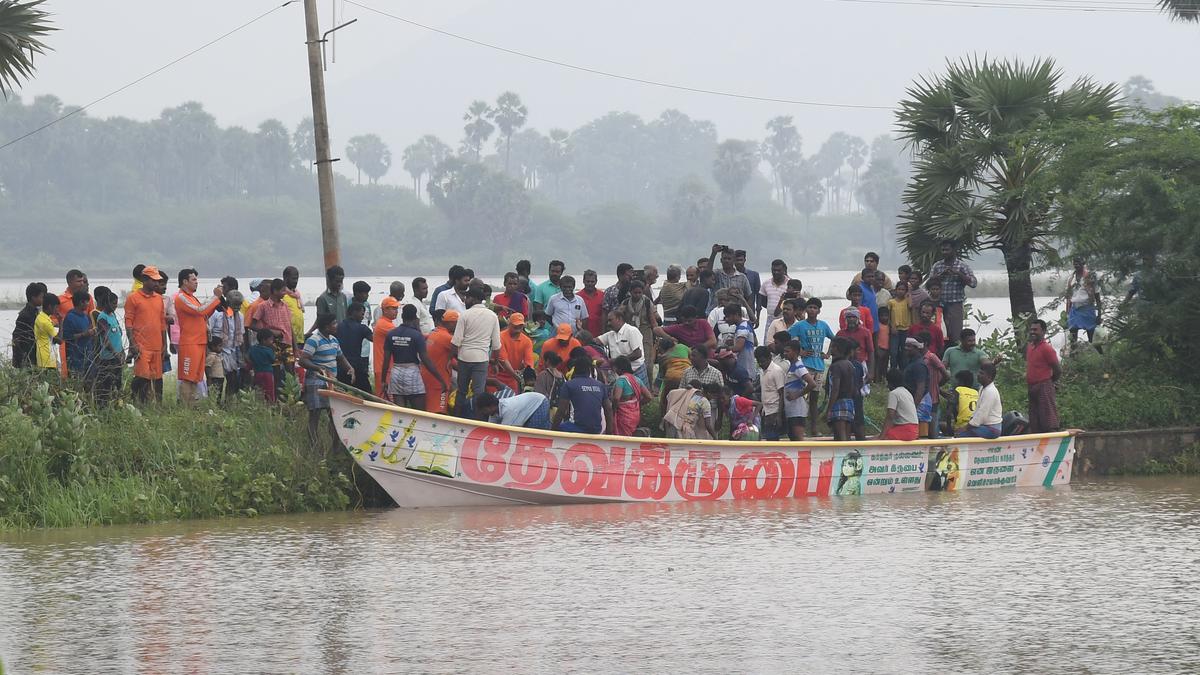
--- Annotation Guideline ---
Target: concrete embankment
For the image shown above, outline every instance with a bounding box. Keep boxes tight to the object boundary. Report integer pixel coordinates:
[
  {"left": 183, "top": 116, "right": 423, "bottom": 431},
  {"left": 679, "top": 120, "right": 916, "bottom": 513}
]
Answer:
[{"left": 1074, "top": 427, "right": 1200, "bottom": 476}]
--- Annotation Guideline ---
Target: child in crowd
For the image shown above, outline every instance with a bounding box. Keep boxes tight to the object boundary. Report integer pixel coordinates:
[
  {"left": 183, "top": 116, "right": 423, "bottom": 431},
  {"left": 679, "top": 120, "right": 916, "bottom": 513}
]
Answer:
[
  {"left": 888, "top": 281, "right": 912, "bottom": 368},
  {"left": 718, "top": 386, "right": 762, "bottom": 441},
  {"left": 875, "top": 306, "right": 891, "bottom": 383},
  {"left": 840, "top": 284, "right": 874, "bottom": 332},
  {"left": 656, "top": 336, "right": 691, "bottom": 403},
  {"left": 776, "top": 278, "right": 805, "bottom": 316},
  {"left": 93, "top": 288, "right": 124, "bottom": 406},
  {"left": 825, "top": 337, "right": 857, "bottom": 441},
  {"left": 878, "top": 367, "right": 919, "bottom": 441},
  {"left": 249, "top": 329, "right": 277, "bottom": 403},
  {"left": 924, "top": 277, "right": 946, "bottom": 338},
  {"left": 35, "top": 293, "right": 60, "bottom": 376},
  {"left": 206, "top": 336, "right": 226, "bottom": 401},
  {"left": 947, "top": 369, "right": 979, "bottom": 436},
  {"left": 908, "top": 269, "right": 930, "bottom": 309}
]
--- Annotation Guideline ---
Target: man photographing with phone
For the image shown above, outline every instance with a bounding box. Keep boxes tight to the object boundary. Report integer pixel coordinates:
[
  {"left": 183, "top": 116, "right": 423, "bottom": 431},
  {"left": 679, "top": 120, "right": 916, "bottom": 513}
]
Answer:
[{"left": 706, "top": 244, "right": 756, "bottom": 327}]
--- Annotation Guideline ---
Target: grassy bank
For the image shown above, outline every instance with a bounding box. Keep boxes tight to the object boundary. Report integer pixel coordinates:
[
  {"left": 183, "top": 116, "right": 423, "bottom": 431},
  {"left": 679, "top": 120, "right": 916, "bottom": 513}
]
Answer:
[{"left": 0, "top": 367, "right": 370, "bottom": 529}]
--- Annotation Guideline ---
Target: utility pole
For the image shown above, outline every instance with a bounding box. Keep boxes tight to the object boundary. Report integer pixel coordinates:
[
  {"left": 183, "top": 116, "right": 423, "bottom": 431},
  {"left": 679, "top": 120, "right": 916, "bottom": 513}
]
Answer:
[{"left": 303, "top": 0, "right": 340, "bottom": 269}]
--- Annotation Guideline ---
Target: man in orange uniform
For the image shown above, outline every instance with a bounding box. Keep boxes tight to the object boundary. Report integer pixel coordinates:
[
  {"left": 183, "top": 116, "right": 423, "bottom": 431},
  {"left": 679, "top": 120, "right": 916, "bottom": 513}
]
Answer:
[
  {"left": 422, "top": 309, "right": 458, "bottom": 413},
  {"left": 124, "top": 266, "right": 168, "bottom": 403},
  {"left": 497, "top": 312, "right": 534, "bottom": 391},
  {"left": 540, "top": 324, "right": 582, "bottom": 374},
  {"left": 174, "top": 268, "right": 225, "bottom": 404},
  {"left": 373, "top": 296, "right": 399, "bottom": 397},
  {"left": 57, "top": 269, "right": 95, "bottom": 377}
]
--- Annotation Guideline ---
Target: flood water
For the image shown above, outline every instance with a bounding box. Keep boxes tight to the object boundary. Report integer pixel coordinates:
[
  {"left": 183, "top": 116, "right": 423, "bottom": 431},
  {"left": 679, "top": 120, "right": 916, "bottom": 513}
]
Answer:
[{"left": 2, "top": 477, "right": 1197, "bottom": 673}]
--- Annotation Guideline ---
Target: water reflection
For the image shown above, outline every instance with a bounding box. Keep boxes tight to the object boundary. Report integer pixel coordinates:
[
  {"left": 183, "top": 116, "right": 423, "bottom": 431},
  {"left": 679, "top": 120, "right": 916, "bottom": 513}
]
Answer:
[{"left": 2, "top": 478, "right": 1198, "bottom": 673}]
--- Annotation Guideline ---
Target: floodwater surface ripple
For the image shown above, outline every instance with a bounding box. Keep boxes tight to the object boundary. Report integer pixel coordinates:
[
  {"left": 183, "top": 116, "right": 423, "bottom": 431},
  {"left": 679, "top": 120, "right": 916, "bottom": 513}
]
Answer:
[{"left": 1, "top": 477, "right": 1198, "bottom": 673}]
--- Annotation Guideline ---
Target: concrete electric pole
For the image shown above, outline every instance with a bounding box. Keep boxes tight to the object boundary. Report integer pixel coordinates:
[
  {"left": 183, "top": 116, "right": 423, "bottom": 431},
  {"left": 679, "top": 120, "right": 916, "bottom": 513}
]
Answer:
[{"left": 303, "top": 0, "right": 340, "bottom": 269}]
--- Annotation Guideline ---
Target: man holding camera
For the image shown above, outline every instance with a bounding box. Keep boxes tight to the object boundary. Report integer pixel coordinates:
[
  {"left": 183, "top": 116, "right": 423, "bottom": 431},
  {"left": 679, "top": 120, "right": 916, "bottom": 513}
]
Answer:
[{"left": 706, "top": 244, "right": 755, "bottom": 327}]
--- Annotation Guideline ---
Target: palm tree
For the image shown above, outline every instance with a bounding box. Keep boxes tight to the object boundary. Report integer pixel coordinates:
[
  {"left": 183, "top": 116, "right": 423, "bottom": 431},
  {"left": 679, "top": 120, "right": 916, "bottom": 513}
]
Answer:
[
  {"left": 461, "top": 100, "right": 494, "bottom": 162},
  {"left": 488, "top": 91, "right": 527, "bottom": 174},
  {"left": 712, "top": 139, "right": 758, "bottom": 209},
  {"left": 845, "top": 135, "right": 868, "bottom": 212},
  {"left": 0, "top": 0, "right": 54, "bottom": 96},
  {"left": 895, "top": 57, "right": 1121, "bottom": 323},
  {"left": 762, "top": 116, "right": 801, "bottom": 205},
  {"left": 1158, "top": 0, "right": 1200, "bottom": 21}
]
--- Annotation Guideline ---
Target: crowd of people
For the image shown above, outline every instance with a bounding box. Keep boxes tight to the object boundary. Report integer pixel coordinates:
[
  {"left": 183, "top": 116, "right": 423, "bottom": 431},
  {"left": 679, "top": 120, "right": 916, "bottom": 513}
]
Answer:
[{"left": 7, "top": 240, "right": 1066, "bottom": 445}]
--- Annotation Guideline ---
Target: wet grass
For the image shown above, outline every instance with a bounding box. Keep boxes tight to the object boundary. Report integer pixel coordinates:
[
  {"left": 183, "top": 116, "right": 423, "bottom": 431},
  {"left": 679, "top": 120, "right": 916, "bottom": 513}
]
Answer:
[{"left": 0, "top": 367, "right": 364, "bottom": 530}]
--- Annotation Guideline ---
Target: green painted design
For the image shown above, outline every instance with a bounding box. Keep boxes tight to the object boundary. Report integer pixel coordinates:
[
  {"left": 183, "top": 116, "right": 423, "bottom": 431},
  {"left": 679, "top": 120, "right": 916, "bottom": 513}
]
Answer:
[{"left": 1043, "top": 437, "right": 1072, "bottom": 488}]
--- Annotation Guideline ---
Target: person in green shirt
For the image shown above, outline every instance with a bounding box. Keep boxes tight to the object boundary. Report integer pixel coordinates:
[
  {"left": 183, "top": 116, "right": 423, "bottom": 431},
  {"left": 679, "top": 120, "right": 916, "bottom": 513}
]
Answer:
[
  {"left": 942, "top": 328, "right": 990, "bottom": 387},
  {"left": 531, "top": 260, "right": 565, "bottom": 312}
]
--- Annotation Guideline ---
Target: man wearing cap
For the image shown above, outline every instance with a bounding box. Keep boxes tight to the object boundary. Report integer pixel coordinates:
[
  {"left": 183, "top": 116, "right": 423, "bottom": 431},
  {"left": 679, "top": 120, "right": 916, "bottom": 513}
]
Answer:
[
  {"left": 174, "top": 268, "right": 225, "bottom": 404},
  {"left": 497, "top": 312, "right": 534, "bottom": 391},
  {"left": 423, "top": 309, "right": 458, "bottom": 412},
  {"left": 124, "top": 265, "right": 168, "bottom": 403},
  {"left": 209, "top": 289, "right": 246, "bottom": 397},
  {"left": 451, "top": 286, "right": 501, "bottom": 416},
  {"left": 373, "top": 296, "right": 399, "bottom": 397},
  {"left": 540, "top": 324, "right": 582, "bottom": 374}
]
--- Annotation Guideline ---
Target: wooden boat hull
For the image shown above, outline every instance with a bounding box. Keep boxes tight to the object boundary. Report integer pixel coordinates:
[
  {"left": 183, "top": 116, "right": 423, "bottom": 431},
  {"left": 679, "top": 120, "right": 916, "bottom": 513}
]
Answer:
[{"left": 322, "top": 390, "right": 1076, "bottom": 508}]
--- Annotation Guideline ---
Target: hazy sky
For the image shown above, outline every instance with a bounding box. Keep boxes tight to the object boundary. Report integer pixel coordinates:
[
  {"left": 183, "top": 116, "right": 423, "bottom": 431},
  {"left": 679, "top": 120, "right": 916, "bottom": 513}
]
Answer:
[{"left": 14, "top": 0, "right": 1200, "bottom": 184}]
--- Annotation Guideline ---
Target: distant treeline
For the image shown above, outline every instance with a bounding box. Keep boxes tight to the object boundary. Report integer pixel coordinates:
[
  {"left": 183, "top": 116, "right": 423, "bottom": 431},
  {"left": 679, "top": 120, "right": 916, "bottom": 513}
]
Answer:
[{"left": 2, "top": 92, "right": 917, "bottom": 276}]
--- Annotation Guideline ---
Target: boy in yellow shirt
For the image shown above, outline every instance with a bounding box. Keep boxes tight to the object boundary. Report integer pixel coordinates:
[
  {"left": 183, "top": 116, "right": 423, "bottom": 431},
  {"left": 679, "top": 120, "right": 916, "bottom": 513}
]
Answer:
[{"left": 35, "top": 294, "right": 60, "bottom": 374}]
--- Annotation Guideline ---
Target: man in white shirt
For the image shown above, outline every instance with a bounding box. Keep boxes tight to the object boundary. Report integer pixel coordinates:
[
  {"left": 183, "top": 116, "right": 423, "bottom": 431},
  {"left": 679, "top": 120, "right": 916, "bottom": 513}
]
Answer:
[
  {"left": 544, "top": 275, "right": 588, "bottom": 334},
  {"left": 755, "top": 345, "right": 786, "bottom": 440},
  {"left": 450, "top": 286, "right": 500, "bottom": 416},
  {"left": 434, "top": 270, "right": 471, "bottom": 314},
  {"left": 958, "top": 362, "right": 1003, "bottom": 439},
  {"left": 598, "top": 309, "right": 646, "bottom": 384}
]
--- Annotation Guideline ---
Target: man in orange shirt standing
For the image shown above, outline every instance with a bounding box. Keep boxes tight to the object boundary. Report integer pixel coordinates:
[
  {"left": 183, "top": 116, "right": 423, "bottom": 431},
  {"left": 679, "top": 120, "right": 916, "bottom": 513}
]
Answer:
[
  {"left": 174, "top": 268, "right": 225, "bottom": 404},
  {"left": 373, "top": 296, "right": 399, "bottom": 397},
  {"left": 124, "top": 266, "right": 168, "bottom": 403},
  {"left": 497, "top": 312, "right": 534, "bottom": 391},
  {"left": 57, "top": 269, "right": 95, "bottom": 377},
  {"left": 422, "top": 309, "right": 458, "bottom": 413}
]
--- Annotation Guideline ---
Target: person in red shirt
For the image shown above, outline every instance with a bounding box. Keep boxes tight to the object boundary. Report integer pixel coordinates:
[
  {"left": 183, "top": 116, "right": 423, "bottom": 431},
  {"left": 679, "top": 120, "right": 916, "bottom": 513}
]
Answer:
[
  {"left": 836, "top": 308, "right": 874, "bottom": 383},
  {"left": 914, "top": 300, "right": 945, "bottom": 357},
  {"left": 174, "top": 268, "right": 224, "bottom": 404},
  {"left": 1025, "top": 319, "right": 1062, "bottom": 432},
  {"left": 492, "top": 272, "right": 530, "bottom": 319},
  {"left": 653, "top": 305, "right": 717, "bottom": 351},
  {"left": 124, "top": 266, "right": 168, "bottom": 403},
  {"left": 578, "top": 270, "right": 605, "bottom": 336}
]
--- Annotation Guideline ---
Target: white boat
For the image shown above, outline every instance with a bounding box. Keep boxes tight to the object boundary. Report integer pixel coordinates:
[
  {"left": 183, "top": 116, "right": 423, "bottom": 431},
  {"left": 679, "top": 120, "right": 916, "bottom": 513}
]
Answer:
[{"left": 322, "top": 390, "right": 1076, "bottom": 508}]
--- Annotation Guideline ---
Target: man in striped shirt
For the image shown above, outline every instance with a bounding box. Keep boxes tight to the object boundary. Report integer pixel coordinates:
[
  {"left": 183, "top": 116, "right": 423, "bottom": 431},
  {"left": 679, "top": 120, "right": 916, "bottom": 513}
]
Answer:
[{"left": 300, "top": 313, "right": 353, "bottom": 452}]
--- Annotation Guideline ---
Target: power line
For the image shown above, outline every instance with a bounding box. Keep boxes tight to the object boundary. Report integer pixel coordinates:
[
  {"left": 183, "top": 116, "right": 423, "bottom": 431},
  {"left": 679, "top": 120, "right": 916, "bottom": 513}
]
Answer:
[
  {"left": 0, "top": 1, "right": 298, "bottom": 153},
  {"left": 828, "top": 0, "right": 1164, "bottom": 13},
  {"left": 342, "top": 0, "right": 895, "bottom": 111}
]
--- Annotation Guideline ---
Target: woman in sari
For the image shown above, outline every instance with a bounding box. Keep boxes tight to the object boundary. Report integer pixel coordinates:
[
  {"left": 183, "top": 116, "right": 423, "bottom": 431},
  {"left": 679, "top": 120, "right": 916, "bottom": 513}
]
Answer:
[{"left": 610, "top": 355, "right": 650, "bottom": 437}]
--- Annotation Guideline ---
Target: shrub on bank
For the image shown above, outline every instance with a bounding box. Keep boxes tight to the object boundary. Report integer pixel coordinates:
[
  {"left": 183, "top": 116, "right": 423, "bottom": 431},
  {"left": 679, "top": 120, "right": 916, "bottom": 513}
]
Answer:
[{"left": 0, "top": 367, "right": 358, "bottom": 529}]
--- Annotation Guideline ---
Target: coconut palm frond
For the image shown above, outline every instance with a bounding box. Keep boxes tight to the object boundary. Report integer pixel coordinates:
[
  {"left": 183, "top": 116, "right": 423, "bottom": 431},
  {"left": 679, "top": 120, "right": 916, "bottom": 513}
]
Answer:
[
  {"left": 0, "top": 0, "right": 54, "bottom": 96},
  {"left": 1158, "top": 0, "right": 1200, "bottom": 22}
]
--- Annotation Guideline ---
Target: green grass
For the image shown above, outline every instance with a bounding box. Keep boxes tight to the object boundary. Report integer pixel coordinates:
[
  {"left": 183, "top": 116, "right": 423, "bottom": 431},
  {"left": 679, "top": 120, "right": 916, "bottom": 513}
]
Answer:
[{"left": 0, "top": 367, "right": 365, "bottom": 529}]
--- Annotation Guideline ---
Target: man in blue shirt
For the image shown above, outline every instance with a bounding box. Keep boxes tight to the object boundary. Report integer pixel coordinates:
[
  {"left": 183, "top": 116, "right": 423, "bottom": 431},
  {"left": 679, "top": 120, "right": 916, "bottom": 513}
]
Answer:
[
  {"left": 553, "top": 358, "right": 613, "bottom": 434},
  {"left": 336, "top": 302, "right": 373, "bottom": 391},
  {"left": 788, "top": 297, "right": 836, "bottom": 436}
]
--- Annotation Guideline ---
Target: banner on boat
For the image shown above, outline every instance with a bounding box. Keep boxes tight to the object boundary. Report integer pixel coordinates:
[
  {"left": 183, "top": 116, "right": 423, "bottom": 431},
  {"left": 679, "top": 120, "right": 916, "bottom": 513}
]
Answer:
[{"left": 335, "top": 406, "right": 1073, "bottom": 502}]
